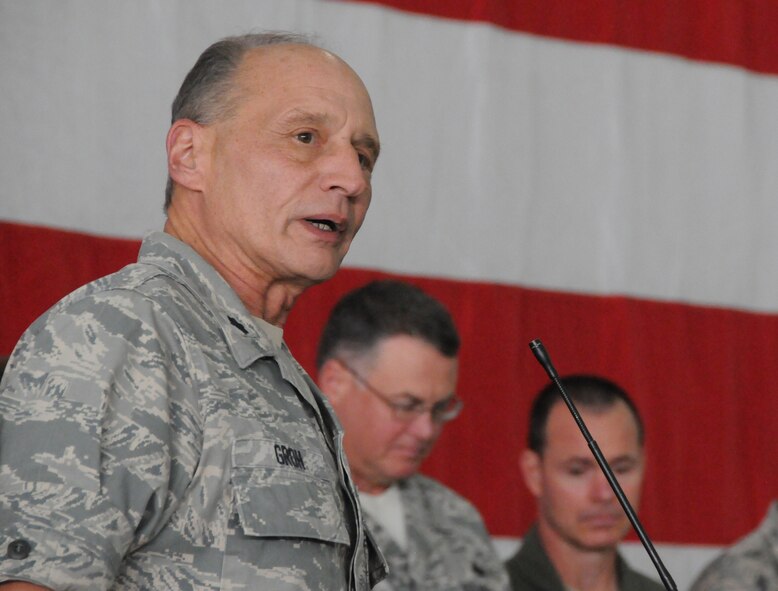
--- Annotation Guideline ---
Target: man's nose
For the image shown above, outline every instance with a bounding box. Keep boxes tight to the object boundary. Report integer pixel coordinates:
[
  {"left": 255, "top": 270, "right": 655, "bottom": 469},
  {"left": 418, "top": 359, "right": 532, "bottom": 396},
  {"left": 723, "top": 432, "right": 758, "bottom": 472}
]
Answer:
[
  {"left": 406, "top": 409, "right": 439, "bottom": 440},
  {"left": 320, "top": 142, "right": 369, "bottom": 198},
  {"left": 590, "top": 471, "right": 615, "bottom": 501}
]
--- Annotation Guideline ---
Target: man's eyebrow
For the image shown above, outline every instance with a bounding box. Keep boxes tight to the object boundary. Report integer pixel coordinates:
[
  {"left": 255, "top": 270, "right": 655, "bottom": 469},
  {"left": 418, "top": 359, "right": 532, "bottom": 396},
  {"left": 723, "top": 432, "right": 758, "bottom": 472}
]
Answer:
[
  {"left": 564, "top": 456, "right": 596, "bottom": 465},
  {"left": 278, "top": 109, "right": 330, "bottom": 127}
]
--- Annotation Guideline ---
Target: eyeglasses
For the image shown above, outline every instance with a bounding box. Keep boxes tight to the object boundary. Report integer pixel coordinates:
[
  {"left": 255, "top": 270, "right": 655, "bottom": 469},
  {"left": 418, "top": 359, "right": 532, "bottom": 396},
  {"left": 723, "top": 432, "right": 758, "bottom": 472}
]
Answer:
[{"left": 337, "top": 359, "right": 463, "bottom": 424}]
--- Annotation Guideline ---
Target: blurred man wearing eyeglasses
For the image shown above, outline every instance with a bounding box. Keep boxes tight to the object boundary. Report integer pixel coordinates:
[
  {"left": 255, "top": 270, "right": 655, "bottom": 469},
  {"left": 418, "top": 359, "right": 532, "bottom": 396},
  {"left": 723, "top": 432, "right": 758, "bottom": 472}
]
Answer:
[{"left": 316, "top": 279, "right": 509, "bottom": 591}]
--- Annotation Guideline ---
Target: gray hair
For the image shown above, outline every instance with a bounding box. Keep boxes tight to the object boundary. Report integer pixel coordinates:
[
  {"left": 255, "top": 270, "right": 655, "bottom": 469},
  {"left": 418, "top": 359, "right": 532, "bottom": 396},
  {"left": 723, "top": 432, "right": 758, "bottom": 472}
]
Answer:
[{"left": 164, "top": 31, "right": 317, "bottom": 210}]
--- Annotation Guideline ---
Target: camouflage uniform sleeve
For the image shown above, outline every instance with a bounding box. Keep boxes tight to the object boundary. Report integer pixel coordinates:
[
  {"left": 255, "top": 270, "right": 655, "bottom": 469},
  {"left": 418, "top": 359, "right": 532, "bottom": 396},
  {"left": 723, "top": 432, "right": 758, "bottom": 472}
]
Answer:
[
  {"left": 0, "top": 288, "right": 200, "bottom": 590},
  {"left": 689, "top": 503, "right": 778, "bottom": 591},
  {"left": 689, "top": 551, "right": 778, "bottom": 591},
  {"left": 437, "top": 489, "right": 510, "bottom": 591},
  {"left": 402, "top": 476, "right": 510, "bottom": 591}
]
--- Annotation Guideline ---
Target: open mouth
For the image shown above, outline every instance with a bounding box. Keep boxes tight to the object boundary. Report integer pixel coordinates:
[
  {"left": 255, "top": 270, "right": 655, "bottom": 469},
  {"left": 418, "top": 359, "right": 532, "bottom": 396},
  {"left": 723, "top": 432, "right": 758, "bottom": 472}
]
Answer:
[{"left": 306, "top": 218, "right": 341, "bottom": 233}]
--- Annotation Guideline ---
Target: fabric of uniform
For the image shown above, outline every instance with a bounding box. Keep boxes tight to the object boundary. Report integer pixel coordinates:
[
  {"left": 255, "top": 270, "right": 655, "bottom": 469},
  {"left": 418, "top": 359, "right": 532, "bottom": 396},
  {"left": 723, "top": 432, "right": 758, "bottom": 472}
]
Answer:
[
  {"left": 690, "top": 500, "right": 778, "bottom": 591},
  {"left": 365, "top": 474, "right": 509, "bottom": 591},
  {"left": 504, "top": 526, "right": 663, "bottom": 591},
  {"left": 0, "top": 231, "right": 386, "bottom": 590}
]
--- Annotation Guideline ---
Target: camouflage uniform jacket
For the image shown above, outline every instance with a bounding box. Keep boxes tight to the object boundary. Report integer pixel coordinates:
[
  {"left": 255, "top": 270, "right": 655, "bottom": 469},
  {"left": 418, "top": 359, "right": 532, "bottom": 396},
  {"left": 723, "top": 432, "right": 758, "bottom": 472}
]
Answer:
[
  {"left": 690, "top": 501, "right": 778, "bottom": 591},
  {"left": 365, "top": 474, "right": 509, "bottom": 591},
  {"left": 0, "top": 232, "right": 386, "bottom": 590},
  {"left": 505, "top": 526, "right": 663, "bottom": 591}
]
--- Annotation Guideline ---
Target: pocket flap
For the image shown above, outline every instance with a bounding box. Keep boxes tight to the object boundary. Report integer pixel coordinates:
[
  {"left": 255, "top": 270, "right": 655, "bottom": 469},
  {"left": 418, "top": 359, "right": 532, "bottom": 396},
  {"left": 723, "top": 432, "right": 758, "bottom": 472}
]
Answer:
[{"left": 231, "top": 438, "right": 350, "bottom": 545}]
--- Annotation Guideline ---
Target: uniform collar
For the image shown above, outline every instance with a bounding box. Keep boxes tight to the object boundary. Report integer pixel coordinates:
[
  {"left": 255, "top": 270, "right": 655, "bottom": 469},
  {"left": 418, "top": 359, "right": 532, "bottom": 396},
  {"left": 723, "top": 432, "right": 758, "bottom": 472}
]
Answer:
[
  {"left": 138, "top": 231, "right": 279, "bottom": 368},
  {"left": 510, "top": 525, "right": 647, "bottom": 591},
  {"left": 510, "top": 526, "right": 568, "bottom": 591}
]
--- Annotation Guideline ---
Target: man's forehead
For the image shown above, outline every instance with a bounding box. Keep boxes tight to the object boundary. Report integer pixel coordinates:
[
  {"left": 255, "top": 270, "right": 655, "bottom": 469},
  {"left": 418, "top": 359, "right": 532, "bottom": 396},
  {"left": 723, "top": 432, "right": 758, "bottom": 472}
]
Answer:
[
  {"left": 546, "top": 401, "right": 641, "bottom": 448},
  {"left": 239, "top": 43, "right": 358, "bottom": 89},
  {"left": 235, "top": 45, "right": 377, "bottom": 133},
  {"left": 550, "top": 398, "right": 638, "bottom": 426}
]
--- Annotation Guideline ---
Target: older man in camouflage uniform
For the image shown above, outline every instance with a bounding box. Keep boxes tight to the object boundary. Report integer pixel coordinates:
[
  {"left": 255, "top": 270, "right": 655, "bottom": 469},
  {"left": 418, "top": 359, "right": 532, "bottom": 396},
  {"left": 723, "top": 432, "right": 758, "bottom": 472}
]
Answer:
[
  {"left": 0, "top": 33, "right": 384, "bottom": 590},
  {"left": 690, "top": 500, "right": 778, "bottom": 591},
  {"left": 316, "top": 280, "right": 510, "bottom": 591}
]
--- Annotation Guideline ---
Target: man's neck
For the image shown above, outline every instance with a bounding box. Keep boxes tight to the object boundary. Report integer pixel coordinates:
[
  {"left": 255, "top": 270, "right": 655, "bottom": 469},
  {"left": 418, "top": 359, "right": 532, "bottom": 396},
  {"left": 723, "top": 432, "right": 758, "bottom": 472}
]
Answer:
[
  {"left": 163, "top": 214, "right": 302, "bottom": 326},
  {"left": 354, "top": 473, "right": 391, "bottom": 496},
  {"left": 537, "top": 522, "right": 620, "bottom": 591}
]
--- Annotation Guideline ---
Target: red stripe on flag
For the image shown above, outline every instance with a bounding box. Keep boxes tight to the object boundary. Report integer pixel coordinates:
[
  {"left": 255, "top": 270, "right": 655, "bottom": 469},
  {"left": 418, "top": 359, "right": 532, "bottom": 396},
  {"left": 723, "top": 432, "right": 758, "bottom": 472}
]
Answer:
[
  {"left": 289, "top": 269, "right": 777, "bottom": 544},
  {"left": 2, "top": 221, "right": 776, "bottom": 544},
  {"left": 0, "top": 222, "right": 140, "bottom": 353},
  {"left": 345, "top": 0, "right": 778, "bottom": 75}
]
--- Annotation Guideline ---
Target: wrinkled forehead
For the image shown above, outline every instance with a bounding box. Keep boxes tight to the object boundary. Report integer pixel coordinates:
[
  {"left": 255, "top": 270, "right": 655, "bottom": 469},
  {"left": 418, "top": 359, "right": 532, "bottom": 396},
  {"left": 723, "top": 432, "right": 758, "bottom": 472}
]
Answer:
[{"left": 236, "top": 44, "right": 376, "bottom": 119}]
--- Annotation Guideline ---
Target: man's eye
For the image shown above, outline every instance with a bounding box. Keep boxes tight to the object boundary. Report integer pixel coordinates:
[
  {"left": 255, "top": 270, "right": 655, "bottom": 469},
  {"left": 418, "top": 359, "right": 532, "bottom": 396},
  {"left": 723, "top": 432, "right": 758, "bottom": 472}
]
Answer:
[
  {"left": 393, "top": 398, "right": 423, "bottom": 413},
  {"left": 613, "top": 462, "right": 636, "bottom": 475},
  {"left": 565, "top": 464, "right": 587, "bottom": 476},
  {"left": 296, "top": 131, "right": 314, "bottom": 144},
  {"left": 358, "top": 152, "right": 373, "bottom": 171}
]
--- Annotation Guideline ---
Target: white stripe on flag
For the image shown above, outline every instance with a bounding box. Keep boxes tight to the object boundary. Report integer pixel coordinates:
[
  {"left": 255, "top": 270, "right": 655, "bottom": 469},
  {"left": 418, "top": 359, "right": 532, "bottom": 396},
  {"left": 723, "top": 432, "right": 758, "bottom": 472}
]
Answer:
[{"left": 2, "top": 0, "right": 778, "bottom": 313}]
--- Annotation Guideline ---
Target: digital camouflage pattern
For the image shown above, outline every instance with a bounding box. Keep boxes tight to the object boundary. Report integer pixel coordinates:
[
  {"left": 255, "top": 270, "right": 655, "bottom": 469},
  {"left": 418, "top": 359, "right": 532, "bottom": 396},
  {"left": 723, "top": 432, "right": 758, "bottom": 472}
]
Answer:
[
  {"left": 0, "top": 232, "right": 386, "bottom": 590},
  {"left": 365, "top": 474, "right": 509, "bottom": 591},
  {"left": 690, "top": 501, "right": 778, "bottom": 591}
]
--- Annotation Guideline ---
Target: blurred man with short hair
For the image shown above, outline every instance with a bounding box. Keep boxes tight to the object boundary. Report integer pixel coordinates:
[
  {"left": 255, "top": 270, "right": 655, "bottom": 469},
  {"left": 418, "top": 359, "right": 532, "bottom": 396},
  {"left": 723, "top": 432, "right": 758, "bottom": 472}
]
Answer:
[
  {"left": 317, "top": 279, "right": 509, "bottom": 591},
  {"left": 505, "top": 375, "right": 662, "bottom": 591}
]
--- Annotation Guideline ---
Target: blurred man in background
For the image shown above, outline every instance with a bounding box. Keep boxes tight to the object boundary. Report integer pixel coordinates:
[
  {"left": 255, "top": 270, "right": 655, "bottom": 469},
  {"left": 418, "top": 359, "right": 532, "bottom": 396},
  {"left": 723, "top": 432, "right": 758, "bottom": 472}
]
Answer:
[
  {"left": 317, "top": 279, "right": 509, "bottom": 591},
  {"left": 505, "top": 375, "right": 663, "bottom": 591}
]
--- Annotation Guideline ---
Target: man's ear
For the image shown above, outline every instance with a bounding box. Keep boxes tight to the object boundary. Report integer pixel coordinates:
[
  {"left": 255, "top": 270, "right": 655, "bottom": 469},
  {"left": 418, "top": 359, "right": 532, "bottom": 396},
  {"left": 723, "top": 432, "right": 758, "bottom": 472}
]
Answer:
[
  {"left": 166, "top": 119, "right": 208, "bottom": 193},
  {"left": 317, "top": 359, "right": 352, "bottom": 405},
  {"left": 520, "top": 449, "right": 543, "bottom": 497}
]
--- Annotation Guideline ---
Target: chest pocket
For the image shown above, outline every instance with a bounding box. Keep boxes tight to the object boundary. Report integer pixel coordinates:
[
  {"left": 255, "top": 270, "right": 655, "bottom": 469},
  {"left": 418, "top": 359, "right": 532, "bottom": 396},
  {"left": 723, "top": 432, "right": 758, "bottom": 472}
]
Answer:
[{"left": 231, "top": 437, "right": 351, "bottom": 545}]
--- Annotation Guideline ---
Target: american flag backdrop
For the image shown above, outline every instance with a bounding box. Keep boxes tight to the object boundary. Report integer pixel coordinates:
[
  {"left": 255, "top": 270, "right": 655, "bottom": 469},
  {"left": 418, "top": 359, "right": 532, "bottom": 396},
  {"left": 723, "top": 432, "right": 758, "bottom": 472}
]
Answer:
[{"left": 2, "top": 1, "right": 777, "bottom": 589}]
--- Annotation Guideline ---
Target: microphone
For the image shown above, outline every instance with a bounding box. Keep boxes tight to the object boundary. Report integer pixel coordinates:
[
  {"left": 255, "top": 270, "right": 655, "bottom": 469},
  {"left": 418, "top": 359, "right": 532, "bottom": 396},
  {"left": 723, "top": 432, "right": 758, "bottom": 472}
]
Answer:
[{"left": 528, "top": 339, "right": 678, "bottom": 591}]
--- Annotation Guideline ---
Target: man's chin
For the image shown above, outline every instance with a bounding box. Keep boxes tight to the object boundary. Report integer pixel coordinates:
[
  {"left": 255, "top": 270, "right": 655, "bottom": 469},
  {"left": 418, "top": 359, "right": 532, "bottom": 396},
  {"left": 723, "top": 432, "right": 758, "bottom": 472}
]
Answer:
[
  {"left": 288, "top": 265, "right": 339, "bottom": 290},
  {"left": 572, "top": 529, "right": 626, "bottom": 552},
  {"left": 548, "top": 522, "right": 625, "bottom": 553},
  {"left": 387, "top": 458, "right": 423, "bottom": 481},
  {"left": 299, "top": 253, "right": 347, "bottom": 285}
]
